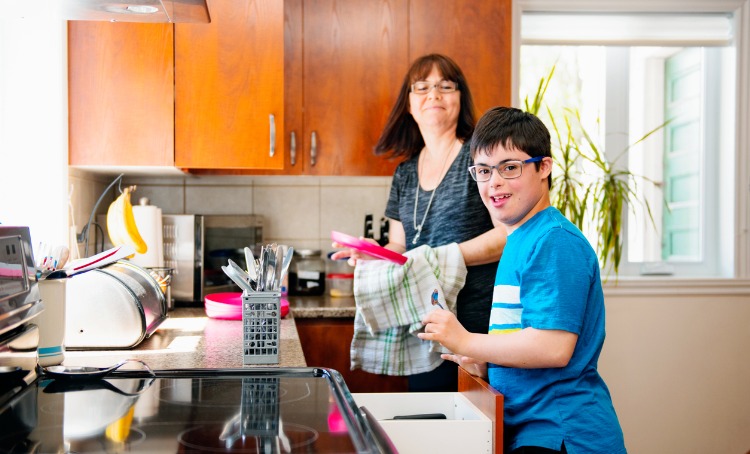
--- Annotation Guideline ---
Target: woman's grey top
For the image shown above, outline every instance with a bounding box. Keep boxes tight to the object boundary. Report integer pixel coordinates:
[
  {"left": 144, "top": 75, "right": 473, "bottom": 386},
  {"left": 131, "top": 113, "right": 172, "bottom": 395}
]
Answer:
[{"left": 386, "top": 142, "right": 498, "bottom": 334}]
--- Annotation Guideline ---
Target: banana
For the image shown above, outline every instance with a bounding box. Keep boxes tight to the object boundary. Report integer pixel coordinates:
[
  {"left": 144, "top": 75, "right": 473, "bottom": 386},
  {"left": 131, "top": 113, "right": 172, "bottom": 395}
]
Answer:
[
  {"left": 121, "top": 188, "right": 148, "bottom": 254},
  {"left": 106, "top": 189, "right": 126, "bottom": 248},
  {"left": 106, "top": 187, "right": 148, "bottom": 254},
  {"left": 105, "top": 404, "right": 135, "bottom": 443}
]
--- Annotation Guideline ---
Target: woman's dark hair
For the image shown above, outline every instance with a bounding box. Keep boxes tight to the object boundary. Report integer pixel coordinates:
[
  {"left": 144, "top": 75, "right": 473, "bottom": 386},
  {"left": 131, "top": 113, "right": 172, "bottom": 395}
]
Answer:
[
  {"left": 470, "top": 106, "right": 553, "bottom": 189},
  {"left": 375, "top": 54, "right": 476, "bottom": 159}
]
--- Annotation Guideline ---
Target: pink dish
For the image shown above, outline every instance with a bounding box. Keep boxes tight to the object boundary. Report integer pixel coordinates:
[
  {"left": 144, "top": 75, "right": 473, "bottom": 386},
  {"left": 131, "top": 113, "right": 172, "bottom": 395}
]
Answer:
[
  {"left": 331, "top": 230, "right": 407, "bottom": 265},
  {"left": 204, "top": 292, "right": 289, "bottom": 320}
]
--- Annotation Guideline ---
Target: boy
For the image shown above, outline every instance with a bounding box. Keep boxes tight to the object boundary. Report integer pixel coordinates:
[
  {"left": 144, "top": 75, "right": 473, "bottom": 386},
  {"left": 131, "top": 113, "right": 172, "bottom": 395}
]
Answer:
[{"left": 418, "top": 107, "right": 626, "bottom": 454}]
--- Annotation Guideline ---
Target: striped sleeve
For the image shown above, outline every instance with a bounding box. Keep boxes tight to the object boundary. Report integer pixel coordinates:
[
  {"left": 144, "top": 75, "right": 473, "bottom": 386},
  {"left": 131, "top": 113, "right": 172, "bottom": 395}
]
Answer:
[{"left": 488, "top": 284, "right": 523, "bottom": 335}]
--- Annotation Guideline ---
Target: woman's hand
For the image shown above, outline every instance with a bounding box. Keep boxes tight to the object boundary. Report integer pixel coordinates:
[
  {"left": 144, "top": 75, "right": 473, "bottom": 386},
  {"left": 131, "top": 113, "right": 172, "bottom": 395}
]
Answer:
[
  {"left": 330, "top": 237, "right": 380, "bottom": 266},
  {"left": 330, "top": 218, "right": 406, "bottom": 266}
]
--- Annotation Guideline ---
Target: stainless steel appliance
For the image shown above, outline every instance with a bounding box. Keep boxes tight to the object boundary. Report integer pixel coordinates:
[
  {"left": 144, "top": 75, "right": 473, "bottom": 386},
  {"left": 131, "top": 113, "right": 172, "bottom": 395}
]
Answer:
[
  {"left": 0, "top": 226, "right": 43, "bottom": 407},
  {"left": 0, "top": 367, "right": 396, "bottom": 453},
  {"left": 65, "top": 260, "right": 167, "bottom": 350},
  {"left": 163, "top": 214, "right": 264, "bottom": 304}
]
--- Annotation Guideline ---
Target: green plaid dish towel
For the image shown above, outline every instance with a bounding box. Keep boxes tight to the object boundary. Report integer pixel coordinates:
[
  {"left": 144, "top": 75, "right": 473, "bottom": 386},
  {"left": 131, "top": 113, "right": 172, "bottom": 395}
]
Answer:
[{"left": 350, "top": 243, "right": 467, "bottom": 376}]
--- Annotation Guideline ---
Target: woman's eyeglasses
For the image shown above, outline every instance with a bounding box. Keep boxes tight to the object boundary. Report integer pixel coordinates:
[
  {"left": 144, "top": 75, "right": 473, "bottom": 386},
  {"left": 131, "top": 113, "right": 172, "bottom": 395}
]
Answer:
[{"left": 410, "top": 80, "right": 458, "bottom": 95}]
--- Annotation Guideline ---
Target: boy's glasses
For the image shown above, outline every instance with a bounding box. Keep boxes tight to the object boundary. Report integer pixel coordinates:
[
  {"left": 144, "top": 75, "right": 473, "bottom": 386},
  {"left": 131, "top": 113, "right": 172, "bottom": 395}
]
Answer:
[
  {"left": 410, "top": 80, "right": 458, "bottom": 95},
  {"left": 468, "top": 156, "right": 544, "bottom": 182}
]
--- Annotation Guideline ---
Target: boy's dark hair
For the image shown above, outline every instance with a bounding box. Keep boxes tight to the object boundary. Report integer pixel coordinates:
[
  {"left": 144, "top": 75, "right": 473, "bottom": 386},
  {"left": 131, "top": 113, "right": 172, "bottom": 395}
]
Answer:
[
  {"left": 470, "top": 106, "right": 553, "bottom": 189},
  {"left": 375, "top": 54, "right": 476, "bottom": 160}
]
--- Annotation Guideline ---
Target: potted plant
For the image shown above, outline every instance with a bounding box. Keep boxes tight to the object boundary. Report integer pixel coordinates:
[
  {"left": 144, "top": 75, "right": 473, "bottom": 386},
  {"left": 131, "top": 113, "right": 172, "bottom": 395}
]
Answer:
[{"left": 523, "top": 67, "right": 668, "bottom": 276}]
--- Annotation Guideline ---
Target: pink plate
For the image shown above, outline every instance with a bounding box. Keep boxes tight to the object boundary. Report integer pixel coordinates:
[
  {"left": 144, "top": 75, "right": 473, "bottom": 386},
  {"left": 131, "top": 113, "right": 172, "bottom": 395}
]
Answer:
[
  {"left": 205, "top": 292, "right": 289, "bottom": 320},
  {"left": 331, "top": 230, "right": 407, "bottom": 265}
]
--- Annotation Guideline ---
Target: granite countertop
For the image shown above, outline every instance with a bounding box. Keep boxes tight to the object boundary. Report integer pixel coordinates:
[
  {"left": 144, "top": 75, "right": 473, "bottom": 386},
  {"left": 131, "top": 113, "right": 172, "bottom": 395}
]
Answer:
[
  {"left": 62, "top": 307, "right": 306, "bottom": 370},
  {"left": 288, "top": 295, "right": 356, "bottom": 318}
]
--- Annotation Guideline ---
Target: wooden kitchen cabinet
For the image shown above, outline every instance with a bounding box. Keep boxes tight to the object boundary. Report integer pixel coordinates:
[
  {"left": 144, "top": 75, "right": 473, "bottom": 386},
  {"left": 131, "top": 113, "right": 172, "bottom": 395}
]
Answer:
[
  {"left": 68, "top": 22, "right": 174, "bottom": 167},
  {"left": 68, "top": 0, "right": 511, "bottom": 174},
  {"left": 174, "top": 0, "right": 285, "bottom": 170},
  {"left": 409, "top": 0, "right": 513, "bottom": 114},
  {"left": 69, "top": 1, "right": 285, "bottom": 171},
  {"left": 282, "top": 0, "right": 511, "bottom": 176},
  {"left": 295, "top": 317, "right": 408, "bottom": 393},
  {"left": 291, "top": 0, "right": 409, "bottom": 176}
]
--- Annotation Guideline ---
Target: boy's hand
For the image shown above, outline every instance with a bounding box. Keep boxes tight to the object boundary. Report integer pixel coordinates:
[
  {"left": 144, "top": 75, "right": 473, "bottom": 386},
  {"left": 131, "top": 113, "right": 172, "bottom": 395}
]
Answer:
[
  {"left": 441, "top": 354, "right": 488, "bottom": 380},
  {"left": 418, "top": 309, "right": 470, "bottom": 353}
]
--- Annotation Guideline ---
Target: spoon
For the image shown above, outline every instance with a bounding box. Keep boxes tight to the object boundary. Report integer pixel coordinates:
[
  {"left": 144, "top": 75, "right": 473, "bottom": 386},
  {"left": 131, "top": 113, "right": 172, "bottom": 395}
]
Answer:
[
  {"left": 430, "top": 289, "right": 444, "bottom": 309},
  {"left": 43, "top": 359, "right": 152, "bottom": 380}
]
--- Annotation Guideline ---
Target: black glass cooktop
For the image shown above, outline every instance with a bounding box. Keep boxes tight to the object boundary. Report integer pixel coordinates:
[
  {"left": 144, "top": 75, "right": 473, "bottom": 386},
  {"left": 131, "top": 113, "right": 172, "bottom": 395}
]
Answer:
[{"left": 0, "top": 368, "right": 382, "bottom": 453}]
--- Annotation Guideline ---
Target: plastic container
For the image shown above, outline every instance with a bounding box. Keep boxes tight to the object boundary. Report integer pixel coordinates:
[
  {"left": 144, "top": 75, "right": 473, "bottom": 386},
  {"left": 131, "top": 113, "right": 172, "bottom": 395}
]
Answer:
[
  {"left": 288, "top": 249, "right": 325, "bottom": 296},
  {"left": 326, "top": 274, "right": 354, "bottom": 297},
  {"left": 326, "top": 253, "right": 354, "bottom": 297}
]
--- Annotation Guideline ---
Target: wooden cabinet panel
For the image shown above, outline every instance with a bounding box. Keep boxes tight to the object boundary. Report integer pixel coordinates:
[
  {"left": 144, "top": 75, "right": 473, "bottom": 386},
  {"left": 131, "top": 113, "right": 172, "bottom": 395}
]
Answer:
[
  {"left": 283, "top": 0, "right": 305, "bottom": 174},
  {"left": 300, "top": 0, "right": 408, "bottom": 176},
  {"left": 295, "top": 318, "right": 408, "bottom": 393},
  {"left": 174, "top": 0, "right": 285, "bottom": 170},
  {"left": 68, "top": 22, "right": 174, "bottom": 167},
  {"left": 409, "top": 0, "right": 512, "bottom": 114}
]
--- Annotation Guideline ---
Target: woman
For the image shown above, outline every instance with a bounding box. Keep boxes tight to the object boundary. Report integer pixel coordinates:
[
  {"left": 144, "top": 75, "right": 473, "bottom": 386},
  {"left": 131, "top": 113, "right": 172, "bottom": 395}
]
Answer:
[{"left": 335, "top": 54, "right": 505, "bottom": 391}]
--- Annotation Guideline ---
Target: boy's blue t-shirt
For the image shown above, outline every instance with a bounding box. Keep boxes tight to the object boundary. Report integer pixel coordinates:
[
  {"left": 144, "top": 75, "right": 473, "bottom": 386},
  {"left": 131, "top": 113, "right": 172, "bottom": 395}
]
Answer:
[{"left": 488, "top": 207, "right": 626, "bottom": 454}]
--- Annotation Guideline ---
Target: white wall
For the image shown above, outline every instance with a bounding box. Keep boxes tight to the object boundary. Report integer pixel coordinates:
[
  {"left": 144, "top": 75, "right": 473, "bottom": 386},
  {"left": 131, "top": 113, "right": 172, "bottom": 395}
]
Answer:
[
  {"left": 600, "top": 281, "right": 750, "bottom": 454},
  {"left": 0, "top": 17, "right": 68, "bottom": 248},
  {"left": 0, "top": 17, "right": 68, "bottom": 245}
]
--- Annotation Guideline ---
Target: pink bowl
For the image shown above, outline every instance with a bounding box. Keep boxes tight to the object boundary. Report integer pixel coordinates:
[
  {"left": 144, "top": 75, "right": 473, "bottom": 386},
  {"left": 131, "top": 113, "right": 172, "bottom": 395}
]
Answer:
[{"left": 204, "top": 292, "right": 289, "bottom": 320}]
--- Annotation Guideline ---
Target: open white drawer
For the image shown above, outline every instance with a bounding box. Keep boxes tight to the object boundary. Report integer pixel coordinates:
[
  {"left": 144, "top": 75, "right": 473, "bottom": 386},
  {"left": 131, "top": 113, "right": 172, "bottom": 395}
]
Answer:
[{"left": 352, "top": 392, "right": 493, "bottom": 453}]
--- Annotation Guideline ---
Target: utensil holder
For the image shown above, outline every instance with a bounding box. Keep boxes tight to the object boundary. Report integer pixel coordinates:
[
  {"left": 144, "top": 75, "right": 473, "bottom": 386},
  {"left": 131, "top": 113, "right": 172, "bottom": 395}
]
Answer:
[{"left": 242, "top": 291, "right": 281, "bottom": 365}]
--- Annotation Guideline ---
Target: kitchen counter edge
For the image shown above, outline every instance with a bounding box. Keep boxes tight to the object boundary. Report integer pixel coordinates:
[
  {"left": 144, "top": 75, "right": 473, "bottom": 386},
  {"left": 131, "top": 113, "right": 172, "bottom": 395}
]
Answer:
[{"left": 61, "top": 307, "right": 307, "bottom": 370}]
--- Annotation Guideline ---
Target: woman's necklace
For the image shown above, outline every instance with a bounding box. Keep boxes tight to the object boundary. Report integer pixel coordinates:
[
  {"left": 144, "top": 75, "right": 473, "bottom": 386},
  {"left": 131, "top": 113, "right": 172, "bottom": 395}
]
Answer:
[{"left": 412, "top": 138, "right": 459, "bottom": 245}]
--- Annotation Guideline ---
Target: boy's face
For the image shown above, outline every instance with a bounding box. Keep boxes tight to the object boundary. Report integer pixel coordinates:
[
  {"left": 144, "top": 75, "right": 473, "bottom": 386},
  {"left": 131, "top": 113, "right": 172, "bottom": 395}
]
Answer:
[{"left": 473, "top": 143, "right": 552, "bottom": 234}]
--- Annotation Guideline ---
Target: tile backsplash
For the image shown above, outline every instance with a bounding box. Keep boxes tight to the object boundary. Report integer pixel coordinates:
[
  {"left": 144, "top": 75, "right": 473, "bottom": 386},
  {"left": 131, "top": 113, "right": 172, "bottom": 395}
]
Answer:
[{"left": 69, "top": 169, "right": 392, "bottom": 255}]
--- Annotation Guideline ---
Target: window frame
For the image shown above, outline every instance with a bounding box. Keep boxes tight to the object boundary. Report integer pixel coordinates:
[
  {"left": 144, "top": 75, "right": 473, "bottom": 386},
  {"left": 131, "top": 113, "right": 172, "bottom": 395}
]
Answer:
[{"left": 512, "top": 0, "right": 750, "bottom": 280}]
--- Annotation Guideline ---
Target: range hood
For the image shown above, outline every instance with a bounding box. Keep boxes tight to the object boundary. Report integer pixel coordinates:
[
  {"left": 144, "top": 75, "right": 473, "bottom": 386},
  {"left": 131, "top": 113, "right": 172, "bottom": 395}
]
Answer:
[{"left": 7, "top": 0, "right": 210, "bottom": 23}]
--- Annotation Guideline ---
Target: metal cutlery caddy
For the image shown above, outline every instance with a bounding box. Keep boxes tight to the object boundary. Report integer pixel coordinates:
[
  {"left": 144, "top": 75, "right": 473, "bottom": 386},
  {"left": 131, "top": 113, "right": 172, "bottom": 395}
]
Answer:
[{"left": 243, "top": 291, "right": 282, "bottom": 365}]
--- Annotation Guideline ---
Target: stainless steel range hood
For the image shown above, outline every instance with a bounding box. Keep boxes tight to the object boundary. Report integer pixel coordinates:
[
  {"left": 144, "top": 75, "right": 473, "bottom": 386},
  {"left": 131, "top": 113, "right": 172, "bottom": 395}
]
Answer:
[{"left": 7, "top": 0, "right": 210, "bottom": 23}]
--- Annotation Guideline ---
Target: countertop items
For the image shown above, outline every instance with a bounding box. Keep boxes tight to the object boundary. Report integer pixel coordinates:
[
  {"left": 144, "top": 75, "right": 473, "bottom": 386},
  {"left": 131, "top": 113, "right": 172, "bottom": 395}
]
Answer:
[{"left": 62, "top": 308, "right": 306, "bottom": 369}]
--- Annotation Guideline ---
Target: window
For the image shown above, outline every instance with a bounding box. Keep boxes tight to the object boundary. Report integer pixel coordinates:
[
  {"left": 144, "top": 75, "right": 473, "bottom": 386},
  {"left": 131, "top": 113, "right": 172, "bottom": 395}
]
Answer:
[{"left": 515, "top": 2, "right": 748, "bottom": 278}]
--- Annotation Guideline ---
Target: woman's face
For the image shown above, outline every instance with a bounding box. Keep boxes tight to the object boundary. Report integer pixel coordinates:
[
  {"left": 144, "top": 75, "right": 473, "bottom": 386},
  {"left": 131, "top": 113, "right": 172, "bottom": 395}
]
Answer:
[{"left": 408, "top": 66, "right": 461, "bottom": 133}]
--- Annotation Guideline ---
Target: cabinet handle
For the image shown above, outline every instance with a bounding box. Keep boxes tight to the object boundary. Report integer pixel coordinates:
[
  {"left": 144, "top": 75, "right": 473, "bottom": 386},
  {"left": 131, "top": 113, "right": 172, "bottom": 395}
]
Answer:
[
  {"left": 310, "top": 131, "right": 317, "bottom": 167},
  {"left": 290, "top": 131, "right": 297, "bottom": 166},
  {"left": 269, "top": 114, "right": 276, "bottom": 157}
]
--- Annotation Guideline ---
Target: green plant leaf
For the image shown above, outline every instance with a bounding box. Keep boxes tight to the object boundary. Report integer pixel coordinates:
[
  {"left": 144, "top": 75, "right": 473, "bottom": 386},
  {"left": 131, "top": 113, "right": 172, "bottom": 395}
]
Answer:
[{"left": 522, "top": 66, "right": 667, "bottom": 275}]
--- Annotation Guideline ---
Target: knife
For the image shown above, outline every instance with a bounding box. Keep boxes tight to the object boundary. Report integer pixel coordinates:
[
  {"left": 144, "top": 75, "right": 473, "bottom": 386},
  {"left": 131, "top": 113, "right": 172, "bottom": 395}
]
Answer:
[
  {"left": 221, "top": 265, "right": 254, "bottom": 293},
  {"left": 228, "top": 259, "right": 255, "bottom": 290},
  {"left": 244, "top": 247, "right": 257, "bottom": 281}
]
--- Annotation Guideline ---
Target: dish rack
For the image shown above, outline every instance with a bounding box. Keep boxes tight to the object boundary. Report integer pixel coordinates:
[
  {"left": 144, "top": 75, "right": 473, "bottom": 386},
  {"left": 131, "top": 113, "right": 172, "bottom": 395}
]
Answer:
[{"left": 242, "top": 291, "right": 281, "bottom": 365}]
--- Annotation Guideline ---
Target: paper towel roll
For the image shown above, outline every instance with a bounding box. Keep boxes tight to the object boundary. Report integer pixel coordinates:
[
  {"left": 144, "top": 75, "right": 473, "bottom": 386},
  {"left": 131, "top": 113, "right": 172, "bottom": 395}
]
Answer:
[{"left": 131, "top": 205, "right": 164, "bottom": 268}]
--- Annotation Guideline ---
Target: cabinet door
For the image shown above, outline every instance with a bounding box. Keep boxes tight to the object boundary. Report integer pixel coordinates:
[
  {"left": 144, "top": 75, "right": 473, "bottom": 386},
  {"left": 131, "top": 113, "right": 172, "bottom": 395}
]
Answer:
[
  {"left": 301, "top": 0, "right": 408, "bottom": 176},
  {"left": 295, "top": 318, "right": 408, "bottom": 393},
  {"left": 409, "top": 0, "right": 512, "bottom": 114},
  {"left": 68, "top": 22, "right": 174, "bottom": 167},
  {"left": 174, "top": 0, "right": 285, "bottom": 170}
]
